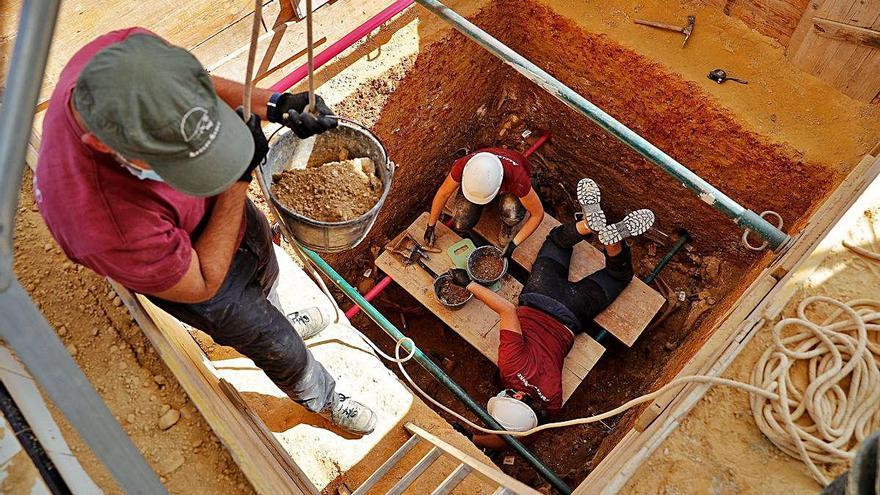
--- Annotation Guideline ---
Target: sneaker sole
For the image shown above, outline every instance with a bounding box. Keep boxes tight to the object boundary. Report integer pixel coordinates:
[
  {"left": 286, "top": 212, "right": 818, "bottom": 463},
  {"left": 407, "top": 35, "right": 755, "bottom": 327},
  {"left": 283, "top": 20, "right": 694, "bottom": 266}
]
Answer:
[
  {"left": 598, "top": 209, "right": 655, "bottom": 245},
  {"left": 577, "top": 178, "right": 606, "bottom": 231}
]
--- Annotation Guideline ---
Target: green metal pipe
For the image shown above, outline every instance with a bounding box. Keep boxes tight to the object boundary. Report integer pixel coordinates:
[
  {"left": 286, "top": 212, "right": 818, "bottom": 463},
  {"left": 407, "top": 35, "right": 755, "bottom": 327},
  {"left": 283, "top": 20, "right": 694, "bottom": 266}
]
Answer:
[
  {"left": 414, "top": 0, "right": 791, "bottom": 251},
  {"left": 299, "top": 246, "right": 573, "bottom": 494},
  {"left": 643, "top": 230, "right": 691, "bottom": 285}
]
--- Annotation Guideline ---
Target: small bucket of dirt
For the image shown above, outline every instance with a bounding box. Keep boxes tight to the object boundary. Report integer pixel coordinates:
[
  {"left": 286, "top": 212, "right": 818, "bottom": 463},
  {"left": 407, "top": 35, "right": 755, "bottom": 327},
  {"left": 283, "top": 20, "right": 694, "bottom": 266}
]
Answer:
[
  {"left": 260, "top": 119, "right": 394, "bottom": 253},
  {"left": 467, "top": 245, "right": 508, "bottom": 284},
  {"left": 434, "top": 274, "right": 473, "bottom": 308}
]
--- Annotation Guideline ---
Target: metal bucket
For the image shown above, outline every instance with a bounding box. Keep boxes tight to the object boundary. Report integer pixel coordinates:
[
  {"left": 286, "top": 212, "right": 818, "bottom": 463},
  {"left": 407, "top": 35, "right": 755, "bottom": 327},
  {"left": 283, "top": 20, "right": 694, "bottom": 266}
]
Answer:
[
  {"left": 466, "top": 245, "right": 508, "bottom": 284},
  {"left": 260, "top": 120, "right": 393, "bottom": 253},
  {"left": 434, "top": 273, "right": 473, "bottom": 309}
]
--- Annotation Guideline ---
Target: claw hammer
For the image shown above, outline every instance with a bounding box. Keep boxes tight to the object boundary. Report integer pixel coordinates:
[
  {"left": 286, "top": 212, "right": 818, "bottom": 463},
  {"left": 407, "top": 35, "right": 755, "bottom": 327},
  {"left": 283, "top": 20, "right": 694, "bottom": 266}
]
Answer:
[{"left": 634, "top": 15, "right": 696, "bottom": 47}]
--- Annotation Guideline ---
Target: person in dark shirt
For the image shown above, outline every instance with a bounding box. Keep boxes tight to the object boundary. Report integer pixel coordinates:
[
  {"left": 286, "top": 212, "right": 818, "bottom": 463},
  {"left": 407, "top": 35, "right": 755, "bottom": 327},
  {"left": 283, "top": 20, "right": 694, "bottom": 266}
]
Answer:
[{"left": 449, "top": 178, "right": 654, "bottom": 439}]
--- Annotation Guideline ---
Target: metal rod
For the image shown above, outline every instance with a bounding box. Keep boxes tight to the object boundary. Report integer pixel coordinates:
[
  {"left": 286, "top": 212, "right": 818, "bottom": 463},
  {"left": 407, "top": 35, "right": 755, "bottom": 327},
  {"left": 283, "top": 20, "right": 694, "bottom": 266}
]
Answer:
[
  {"left": 0, "top": 2, "right": 167, "bottom": 492},
  {"left": 413, "top": 0, "right": 790, "bottom": 251},
  {"left": 643, "top": 230, "right": 691, "bottom": 284},
  {"left": 297, "top": 246, "right": 573, "bottom": 494},
  {"left": 241, "top": 0, "right": 264, "bottom": 120}
]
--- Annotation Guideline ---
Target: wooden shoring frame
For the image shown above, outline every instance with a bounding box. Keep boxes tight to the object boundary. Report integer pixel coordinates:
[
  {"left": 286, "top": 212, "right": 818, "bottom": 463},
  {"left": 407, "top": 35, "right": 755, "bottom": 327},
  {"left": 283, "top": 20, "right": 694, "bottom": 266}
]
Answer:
[{"left": 573, "top": 151, "right": 880, "bottom": 495}]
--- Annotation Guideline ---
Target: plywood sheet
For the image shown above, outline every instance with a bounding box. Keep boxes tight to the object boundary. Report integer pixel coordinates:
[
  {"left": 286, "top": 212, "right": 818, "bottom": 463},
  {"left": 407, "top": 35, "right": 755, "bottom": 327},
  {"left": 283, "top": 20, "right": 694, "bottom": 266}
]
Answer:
[
  {"left": 376, "top": 213, "right": 604, "bottom": 402},
  {"left": 469, "top": 208, "right": 665, "bottom": 347}
]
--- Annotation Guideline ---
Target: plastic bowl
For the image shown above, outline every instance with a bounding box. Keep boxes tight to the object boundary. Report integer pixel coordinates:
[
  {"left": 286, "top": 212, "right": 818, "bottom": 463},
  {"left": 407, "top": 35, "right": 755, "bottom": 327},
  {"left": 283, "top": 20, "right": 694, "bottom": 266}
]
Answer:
[{"left": 466, "top": 245, "right": 508, "bottom": 284}]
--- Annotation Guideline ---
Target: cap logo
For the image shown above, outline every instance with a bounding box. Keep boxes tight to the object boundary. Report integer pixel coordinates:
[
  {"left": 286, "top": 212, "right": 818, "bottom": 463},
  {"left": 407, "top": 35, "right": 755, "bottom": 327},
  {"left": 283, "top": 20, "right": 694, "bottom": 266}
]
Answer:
[{"left": 180, "top": 106, "right": 220, "bottom": 158}]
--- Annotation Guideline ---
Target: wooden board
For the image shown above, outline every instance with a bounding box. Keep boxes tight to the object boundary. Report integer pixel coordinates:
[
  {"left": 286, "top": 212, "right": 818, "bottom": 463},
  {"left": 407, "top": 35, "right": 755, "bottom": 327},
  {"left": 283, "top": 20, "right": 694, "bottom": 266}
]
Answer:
[
  {"left": 787, "top": 0, "right": 880, "bottom": 102},
  {"left": 376, "top": 213, "right": 604, "bottom": 403},
  {"left": 469, "top": 208, "right": 665, "bottom": 347}
]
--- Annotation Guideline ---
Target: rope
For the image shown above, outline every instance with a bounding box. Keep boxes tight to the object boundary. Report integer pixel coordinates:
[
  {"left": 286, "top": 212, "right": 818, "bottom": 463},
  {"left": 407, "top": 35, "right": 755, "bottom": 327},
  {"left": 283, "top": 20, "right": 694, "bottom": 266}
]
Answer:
[
  {"left": 749, "top": 297, "right": 880, "bottom": 485},
  {"left": 237, "top": 8, "right": 878, "bottom": 485},
  {"left": 241, "top": 0, "right": 263, "bottom": 120}
]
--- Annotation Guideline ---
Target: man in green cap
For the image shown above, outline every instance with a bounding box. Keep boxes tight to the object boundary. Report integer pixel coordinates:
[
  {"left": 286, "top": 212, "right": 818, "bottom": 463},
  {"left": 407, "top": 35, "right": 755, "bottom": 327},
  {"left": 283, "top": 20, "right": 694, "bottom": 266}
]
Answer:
[{"left": 35, "top": 28, "right": 377, "bottom": 436}]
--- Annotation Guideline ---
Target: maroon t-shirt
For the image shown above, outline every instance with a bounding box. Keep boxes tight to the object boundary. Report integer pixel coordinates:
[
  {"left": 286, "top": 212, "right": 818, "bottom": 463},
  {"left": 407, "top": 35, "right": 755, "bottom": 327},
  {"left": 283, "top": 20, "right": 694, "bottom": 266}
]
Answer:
[
  {"left": 35, "top": 28, "right": 240, "bottom": 294},
  {"left": 449, "top": 147, "right": 532, "bottom": 198},
  {"left": 498, "top": 306, "right": 574, "bottom": 412}
]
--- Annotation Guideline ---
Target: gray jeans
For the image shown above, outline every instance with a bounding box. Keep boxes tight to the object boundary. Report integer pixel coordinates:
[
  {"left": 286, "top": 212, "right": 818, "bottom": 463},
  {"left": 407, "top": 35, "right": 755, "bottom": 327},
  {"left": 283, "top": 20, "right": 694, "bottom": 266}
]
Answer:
[
  {"left": 449, "top": 190, "right": 526, "bottom": 233},
  {"left": 148, "top": 201, "right": 336, "bottom": 413}
]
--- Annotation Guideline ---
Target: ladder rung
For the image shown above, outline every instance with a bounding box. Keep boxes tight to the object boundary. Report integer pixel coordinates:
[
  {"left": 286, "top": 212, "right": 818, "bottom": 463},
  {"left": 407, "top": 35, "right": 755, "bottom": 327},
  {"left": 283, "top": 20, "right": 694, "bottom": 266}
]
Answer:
[
  {"left": 492, "top": 488, "right": 513, "bottom": 495},
  {"left": 386, "top": 446, "right": 442, "bottom": 495},
  {"left": 352, "top": 435, "right": 421, "bottom": 495},
  {"left": 430, "top": 464, "right": 471, "bottom": 495}
]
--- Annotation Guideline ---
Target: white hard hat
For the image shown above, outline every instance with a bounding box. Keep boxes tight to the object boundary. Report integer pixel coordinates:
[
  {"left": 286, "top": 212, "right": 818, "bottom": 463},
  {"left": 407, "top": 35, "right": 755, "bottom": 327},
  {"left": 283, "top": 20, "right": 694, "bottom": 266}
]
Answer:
[
  {"left": 461, "top": 152, "right": 503, "bottom": 205},
  {"left": 487, "top": 396, "right": 538, "bottom": 432}
]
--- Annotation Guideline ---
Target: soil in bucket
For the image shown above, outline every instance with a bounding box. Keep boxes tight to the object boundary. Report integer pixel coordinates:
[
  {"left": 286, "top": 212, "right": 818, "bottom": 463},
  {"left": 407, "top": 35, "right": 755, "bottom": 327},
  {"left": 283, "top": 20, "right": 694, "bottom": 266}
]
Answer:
[
  {"left": 471, "top": 251, "right": 505, "bottom": 281},
  {"left": 272, "top": 156, "right": 382, "bottom": 222},
  {"left": 437, "top": 278, "right": 471, "bottom": 306}
]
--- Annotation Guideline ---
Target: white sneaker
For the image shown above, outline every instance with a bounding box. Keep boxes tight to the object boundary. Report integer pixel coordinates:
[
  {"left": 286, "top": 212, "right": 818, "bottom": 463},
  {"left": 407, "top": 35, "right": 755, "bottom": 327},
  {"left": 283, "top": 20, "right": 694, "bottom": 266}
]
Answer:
[
  {"left": 321, "top": 393, "right": 378, "bottom": 435},
  {"left": 286, "top": 306, "right": 330, "bottom": 340},
  {"left": 598, "top": 209, "right": 655, "bottom": 245},
  {"left": 577, "top": 178, "right": 606, "bottom": 232}
]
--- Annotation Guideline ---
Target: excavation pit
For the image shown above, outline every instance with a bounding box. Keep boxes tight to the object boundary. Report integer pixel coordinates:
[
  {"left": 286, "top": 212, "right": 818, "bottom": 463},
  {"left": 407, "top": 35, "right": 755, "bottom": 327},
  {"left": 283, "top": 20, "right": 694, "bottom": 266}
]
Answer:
[{"left": 316, "top": 0, "right": 857, "bottom": 489}]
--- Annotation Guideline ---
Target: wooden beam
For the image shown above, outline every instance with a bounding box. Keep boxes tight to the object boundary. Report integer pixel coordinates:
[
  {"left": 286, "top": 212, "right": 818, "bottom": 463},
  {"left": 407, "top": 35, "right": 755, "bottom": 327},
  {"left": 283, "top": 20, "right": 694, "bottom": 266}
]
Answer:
[
  {"left": 813, "top": 17, "right": 880, "bottom": 49},
  {"left": 113, "top": 283, "right": 317, "bottom": 495}
]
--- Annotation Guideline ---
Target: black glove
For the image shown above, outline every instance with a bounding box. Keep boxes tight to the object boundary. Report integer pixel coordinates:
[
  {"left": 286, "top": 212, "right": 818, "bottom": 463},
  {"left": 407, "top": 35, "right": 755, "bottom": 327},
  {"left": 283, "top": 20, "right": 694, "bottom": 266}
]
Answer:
[
  {"left": 267, "top": 92, "right": 338, "bottom": 139},
  {"left": 448, "top": 268, "right": 471, "bottom": 287},
  {"left": 502, "top": 241, "right": 517, "bottom": 258},
  {"left": 424, "top": 224, "right": 436, "bottom": 247},
  {"left": 235, "top": 108, "right": 269, "bottom": 183}
]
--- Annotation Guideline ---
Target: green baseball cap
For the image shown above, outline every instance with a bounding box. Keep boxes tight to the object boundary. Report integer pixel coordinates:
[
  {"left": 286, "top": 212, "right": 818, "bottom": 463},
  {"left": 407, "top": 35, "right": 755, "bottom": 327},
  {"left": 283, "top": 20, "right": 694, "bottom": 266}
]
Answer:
[{"left": 73, "top": 34, "right": 253, "bottom": 197}]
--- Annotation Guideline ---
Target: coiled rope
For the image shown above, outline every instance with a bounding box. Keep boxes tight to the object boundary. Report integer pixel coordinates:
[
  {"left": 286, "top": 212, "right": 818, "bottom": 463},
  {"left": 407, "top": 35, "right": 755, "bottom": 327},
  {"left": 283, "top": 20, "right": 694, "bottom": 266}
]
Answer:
[{"left": 750, "top": 296, "right": 880, "bottom": 485}]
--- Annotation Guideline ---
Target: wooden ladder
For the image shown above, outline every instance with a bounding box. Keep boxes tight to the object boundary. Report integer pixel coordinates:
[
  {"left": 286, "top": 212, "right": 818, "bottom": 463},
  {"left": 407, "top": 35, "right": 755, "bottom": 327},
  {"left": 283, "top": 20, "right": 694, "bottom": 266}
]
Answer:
[{"left": 347, "top": 423, "right": 541, "bottom": 495}]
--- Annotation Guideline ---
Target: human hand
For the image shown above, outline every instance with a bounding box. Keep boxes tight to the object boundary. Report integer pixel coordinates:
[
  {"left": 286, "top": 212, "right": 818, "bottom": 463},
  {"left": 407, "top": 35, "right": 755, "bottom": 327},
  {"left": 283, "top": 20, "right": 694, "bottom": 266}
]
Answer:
[
  {"left": 267, "top": 92, "right": 337, "bottom": 138},
  {"left": 235, "top": 108, "right": 269, "bottom": 183},
  {"left": 502, "top": 241, "right": 516, "bottom": 258},
  {"left": 424, "top": 224, "right": 436, "bottom": 247}
]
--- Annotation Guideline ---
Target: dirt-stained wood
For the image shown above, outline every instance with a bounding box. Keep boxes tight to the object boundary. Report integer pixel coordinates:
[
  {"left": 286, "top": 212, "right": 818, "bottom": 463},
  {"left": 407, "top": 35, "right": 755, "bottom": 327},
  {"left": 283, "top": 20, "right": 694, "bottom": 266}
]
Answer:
[{"left": 376, "top": 213, "right": 605, "bottom": 403}]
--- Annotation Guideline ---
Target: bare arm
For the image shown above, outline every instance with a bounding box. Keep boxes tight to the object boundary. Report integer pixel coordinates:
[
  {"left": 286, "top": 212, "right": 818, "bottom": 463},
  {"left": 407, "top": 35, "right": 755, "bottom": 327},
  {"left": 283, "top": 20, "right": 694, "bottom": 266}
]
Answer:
[
  {"left": 210, "top": 76, "right": 272, "bottom": 120},
  {"left": 150, "top": 182, "right": 249, "bottom": 303},
  {"left": 512, "top": 188, "right": 545, "bottom": 246},
  {"left": 467, "top": 282, "right": 521, "bottom": 334},
  {"left": 428, "top": 175, "right": 460, "bottom": 226}
]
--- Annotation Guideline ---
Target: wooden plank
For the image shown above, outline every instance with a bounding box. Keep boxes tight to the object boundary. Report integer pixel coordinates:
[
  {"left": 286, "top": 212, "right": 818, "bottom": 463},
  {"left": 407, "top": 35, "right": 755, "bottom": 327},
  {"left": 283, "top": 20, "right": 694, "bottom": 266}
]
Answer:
[
  {"left": 813, "top": 18, "right": 880, "bottom": 48},
  {"left": 113, "top": 283, "right": 317, "bottom": 495},
  {"left": 468, "top": 207, "right": 664, "bottom": 347},
  {"left": 386, "top": 447, "right": 442, "bottom": 495},
  {"left": 431, "top": 464, "right": 472, "bottom": 495},
  {"left": 376, "top": 213, "right": 604, "bottom": 403},
  {"left": 406, "top": 423, "right": 541, "bottom": 495},
  {"left": 352, "top": 435, "right": 422, "bottom": 495}
]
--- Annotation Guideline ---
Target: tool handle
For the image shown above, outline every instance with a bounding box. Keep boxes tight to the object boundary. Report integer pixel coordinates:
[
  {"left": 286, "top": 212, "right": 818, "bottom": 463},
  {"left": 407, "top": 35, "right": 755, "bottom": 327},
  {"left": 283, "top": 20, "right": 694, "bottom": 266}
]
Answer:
[
  {"left": 416, "top": 259, "right": 439, "bottom": 279},
  {"left": 634, "top": 19, "right": 683, "bottom": 32}
]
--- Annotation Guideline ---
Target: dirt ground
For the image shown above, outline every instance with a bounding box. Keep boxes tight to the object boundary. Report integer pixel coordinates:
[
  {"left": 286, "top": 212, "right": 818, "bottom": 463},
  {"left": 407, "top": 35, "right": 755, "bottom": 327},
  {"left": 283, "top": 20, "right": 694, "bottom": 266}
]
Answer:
[
  {"left": 11, "top": 174, "right": 254, "bottom": 494},
  {"left": 623, "top": 198, "right": 880, "bottom": 495}
]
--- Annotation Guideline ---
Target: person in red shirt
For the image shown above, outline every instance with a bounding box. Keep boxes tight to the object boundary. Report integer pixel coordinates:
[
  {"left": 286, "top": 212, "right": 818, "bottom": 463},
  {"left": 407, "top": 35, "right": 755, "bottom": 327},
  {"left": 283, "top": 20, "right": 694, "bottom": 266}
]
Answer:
[
  {"left": 449, "top": 178, "right": 654, "bottom": 440},
  {"left": 34, "top": 29, "right": 376, "bottom": 435},
  {"left": 425, "top": 148, "right": 545, "bottom": 258}
]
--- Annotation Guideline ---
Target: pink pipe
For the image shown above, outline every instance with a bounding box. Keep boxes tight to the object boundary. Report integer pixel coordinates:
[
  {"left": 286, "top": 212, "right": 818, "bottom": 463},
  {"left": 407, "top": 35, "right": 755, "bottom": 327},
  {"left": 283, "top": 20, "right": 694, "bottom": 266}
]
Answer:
[
  {"left": 346, "top": 275, "right": 393, "bottom": 318},
  {"left": 523, "top": 130, "right": 550, "bottom": 158},
  {"left": 270, "top": 0, "right": 415, "bottom": 92}
]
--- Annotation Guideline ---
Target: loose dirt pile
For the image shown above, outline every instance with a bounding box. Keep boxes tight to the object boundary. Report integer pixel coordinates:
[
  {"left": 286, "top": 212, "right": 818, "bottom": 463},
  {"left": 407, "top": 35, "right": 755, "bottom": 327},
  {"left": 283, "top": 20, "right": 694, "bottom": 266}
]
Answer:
[
  {"left": 272, "top": 157, "right": 382, "bottom": 222},
  {"left": 437, "top": 278, "right": 471, "bottom": 306}
]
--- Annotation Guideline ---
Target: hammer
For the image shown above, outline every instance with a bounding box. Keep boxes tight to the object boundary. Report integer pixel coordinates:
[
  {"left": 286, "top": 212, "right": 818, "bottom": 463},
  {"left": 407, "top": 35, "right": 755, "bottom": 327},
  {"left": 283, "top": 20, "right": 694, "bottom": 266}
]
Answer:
[{"left": 634, "top": 15, "right": 696, "bottom": 47}]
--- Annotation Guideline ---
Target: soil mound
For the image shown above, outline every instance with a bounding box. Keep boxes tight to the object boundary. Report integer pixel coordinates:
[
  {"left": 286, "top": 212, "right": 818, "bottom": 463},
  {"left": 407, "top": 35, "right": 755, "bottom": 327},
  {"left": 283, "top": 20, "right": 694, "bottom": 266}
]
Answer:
[{"left": 272, "top": 157, "right": 382, "bottom": 222}]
